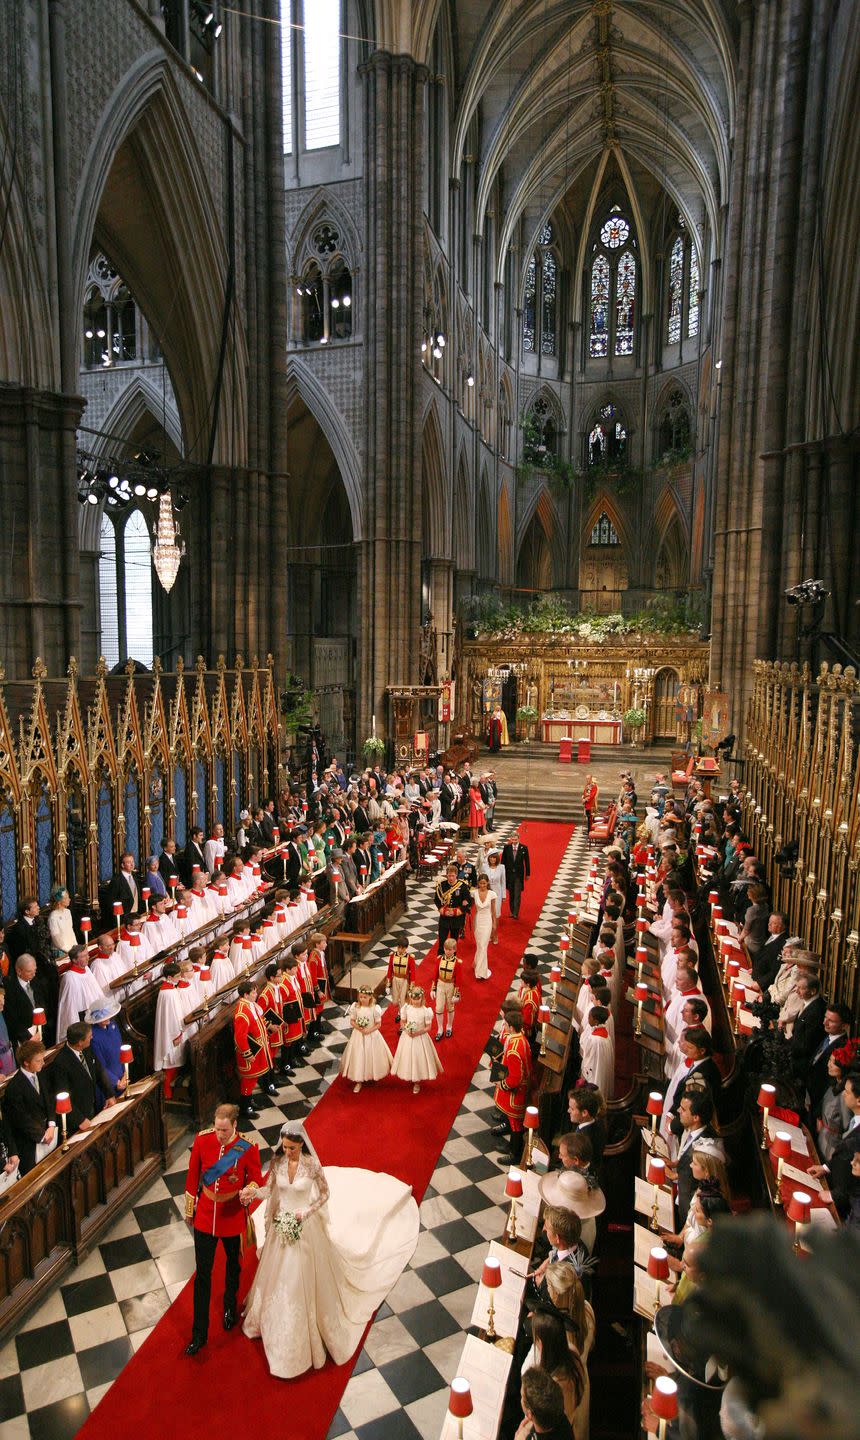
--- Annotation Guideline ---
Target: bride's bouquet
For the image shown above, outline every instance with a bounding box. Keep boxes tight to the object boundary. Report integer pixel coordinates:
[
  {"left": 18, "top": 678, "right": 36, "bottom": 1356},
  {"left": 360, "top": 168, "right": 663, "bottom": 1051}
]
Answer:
[{"left": 273, "top": 1209, "right": 304, "bottom": 1245}]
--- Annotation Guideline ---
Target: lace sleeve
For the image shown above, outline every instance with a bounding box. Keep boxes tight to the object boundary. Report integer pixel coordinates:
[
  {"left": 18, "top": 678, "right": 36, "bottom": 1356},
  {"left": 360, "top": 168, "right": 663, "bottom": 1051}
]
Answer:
[{"left": 301, "top": 1156, "right": 330, "bottom": 1218}]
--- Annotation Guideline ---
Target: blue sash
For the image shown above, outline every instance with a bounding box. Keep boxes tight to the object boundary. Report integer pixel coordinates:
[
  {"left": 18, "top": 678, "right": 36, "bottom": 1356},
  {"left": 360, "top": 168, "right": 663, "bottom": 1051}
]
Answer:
[{"left": 201, "top": 1136, "right": 252, "bottom": 1188}]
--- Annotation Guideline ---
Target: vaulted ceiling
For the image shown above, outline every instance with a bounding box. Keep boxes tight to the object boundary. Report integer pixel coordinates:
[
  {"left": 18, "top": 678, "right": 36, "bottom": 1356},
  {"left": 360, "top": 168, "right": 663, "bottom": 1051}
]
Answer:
[{"left": 419, "top": 1, "right": 737, "bottom": 280}]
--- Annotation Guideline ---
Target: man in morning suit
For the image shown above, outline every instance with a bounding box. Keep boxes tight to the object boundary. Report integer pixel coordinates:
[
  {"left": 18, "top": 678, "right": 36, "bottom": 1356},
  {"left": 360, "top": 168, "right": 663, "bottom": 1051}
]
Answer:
[
  {"left": 4, "top": 955, "right": 52, "bottom": 1049},
  {"left": 3, "top": 1039, "right": 56, "bottom": 1173},
  {"left": 184, "top": 1102, "right": 263, "bottom": 1353},
  {"left": 104, "top": 851, "right": 141, "bottom": 921},
  {"left": 502, "top": 830, "right": 531, "bottom": 919},
  {"left": 49, "top": 1021, "right": 117, "bottom": 1136}
]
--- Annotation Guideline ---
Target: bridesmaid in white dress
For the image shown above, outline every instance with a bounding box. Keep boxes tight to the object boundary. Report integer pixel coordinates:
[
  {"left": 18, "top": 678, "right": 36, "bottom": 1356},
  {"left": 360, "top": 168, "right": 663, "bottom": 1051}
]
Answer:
[
  {"left": 340, "top": 986, "right": 392, "bottom": 1093},
  {"left": 471, "top": 874, "right": 497, "bottom": 980},
  {"left": 242, "top": 1122, "right": 418, "bottom": 1378},
  {"left": 390, "top": 985, "right": 443, "bottom": 1094}
]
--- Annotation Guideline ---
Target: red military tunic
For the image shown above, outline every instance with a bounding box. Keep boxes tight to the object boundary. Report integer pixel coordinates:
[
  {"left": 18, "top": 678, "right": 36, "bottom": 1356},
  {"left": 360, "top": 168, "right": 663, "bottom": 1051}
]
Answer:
[
  {"left": 233, "top": 997, "right": 272, "bottom": 1081},
  {"left": 280, "top": 969, "right": 306, "bottom": 1043},
  {"left": 308, "top": 946, "right": 328, "bottom": 1016},
  {"left": 386, "top": 949, "right": 416, "bottom": 986},
  {"left": 184, "top": 1126, "right": 263, "bottom": 1235},
  {"left": 518, "top": 979, "right": 542, "bottom": 1036},
  {"left": 257, "top": 977, "right": 285, "bottom": 1050},
  {"left": 297, "top": 957, "right": 318, "bottom": 1024},
  {"left": 493, "top": 1030, "right": 532, "bottom": 1132}
]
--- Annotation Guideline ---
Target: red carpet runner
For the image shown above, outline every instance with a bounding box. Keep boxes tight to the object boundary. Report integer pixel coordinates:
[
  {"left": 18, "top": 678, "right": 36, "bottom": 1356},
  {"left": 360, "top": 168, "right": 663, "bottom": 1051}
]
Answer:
[{"left": 81, "top": 822, "right": 574, "bottom": 1440}]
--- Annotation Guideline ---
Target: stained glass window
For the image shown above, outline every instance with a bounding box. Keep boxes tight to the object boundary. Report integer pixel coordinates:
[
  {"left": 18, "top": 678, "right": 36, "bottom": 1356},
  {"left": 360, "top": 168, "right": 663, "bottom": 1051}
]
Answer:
[
  {"left": 541, "top": 248, "right": 557, "bottom": 355},
  {"left": 124, "top": 511, "right": 154, "bottom": 666},
  {"left": 600, "top": 215, "right": 629, "bottom": 249},
  {"left": 539, "top": 221, "right": 553, "bottom": 246},
  {"left": 590, "top": 511, "right": 619, "bottom": 546},
  {"left": 590, "top": 255, "right": 610, "bottom": 357},
  {"left": 668, "top": 235, "right": 683, "bottom": 343},
  {"left": 688, "top": 247, "right": 700, "bottom": 337},
  {"left": 523, "top": 254, "right": 536, "bottom": 353},
  {"left": 614, "top": 251, "right": 635, "bottom": 356}
]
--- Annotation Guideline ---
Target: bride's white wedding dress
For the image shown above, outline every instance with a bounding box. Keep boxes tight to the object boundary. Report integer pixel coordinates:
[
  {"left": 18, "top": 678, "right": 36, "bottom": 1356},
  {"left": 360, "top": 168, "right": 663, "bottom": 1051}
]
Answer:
[{"left": 242, "top": 1153, "right": 419, "bottom": 1378}]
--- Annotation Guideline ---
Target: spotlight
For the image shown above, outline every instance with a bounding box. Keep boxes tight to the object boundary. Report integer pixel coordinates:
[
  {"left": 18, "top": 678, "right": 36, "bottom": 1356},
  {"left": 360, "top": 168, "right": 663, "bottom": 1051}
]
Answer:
[
  {"left": 174, "top": 490, "right": 190, "bottom": 512},
  {"left": 85, "top": 329, "right": 94, "bottom": 340},
  {"left": 433, "top": 346, "right": 442, "bottom": 359},
  {"left": 331, "top": 298, "right": 340, "bottom": 309},
  {"left": 193, "top": 68, "right": 204, "bottom": 83},
  {"left": 421, "top": 340, "right": 427, "bottom": 353},
  {"left": 320, "top": 335, "right": 328, "bottom": 344},
  {"left": 342, "top": 295, "right": 351, "bottom": 307},
  {"left": 296, "top": 286, "right": 303, "bottom": 296},
  {"left": 203, "top": 10, "right": 214, "bottom": 25},
  {"left": 437, "top": 334, "right": 446, "bottom": 347},
  {"left": 467, "top": 373, "right": 475, "bottom": 387},
  {"left": 96, "top": 329, "right": 106, "bottom": 339},
  {"left": 108, "top": 475, "right": 119, "bottom": 489},
  {"left": 86, "top": 491, "right": 100, "bottom": 504},
  {"left": 214, "top": 22, "right": 222, "bottom": 37},
  {"left": 785, "top": 579, "right": 829, "bottom": 607},
  {"left": 133, "top": 481, "right": 147, "bottom": 497},
  {"left": 146, "top": 486, "right": 159, "bottom": 500}
]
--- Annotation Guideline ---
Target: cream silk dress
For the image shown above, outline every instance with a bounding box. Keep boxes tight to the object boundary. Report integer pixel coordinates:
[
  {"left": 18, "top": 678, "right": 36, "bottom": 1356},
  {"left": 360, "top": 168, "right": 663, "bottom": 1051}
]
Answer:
[{"left": 243, "top": 1154, "right": 418, "bottom": 1378}]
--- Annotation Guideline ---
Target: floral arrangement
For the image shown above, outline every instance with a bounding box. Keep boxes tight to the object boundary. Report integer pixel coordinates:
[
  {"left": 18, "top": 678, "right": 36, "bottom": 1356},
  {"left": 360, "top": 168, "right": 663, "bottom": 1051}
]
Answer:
[
  {"left": 462, "top": 591, "right": 704, "bottom": 640},
  {"left": 273, "top": 1209, "right": 303, "bottom": 1245},
  {"left": 353, "top": 1013, "right": 371, "bottom": 1030}
]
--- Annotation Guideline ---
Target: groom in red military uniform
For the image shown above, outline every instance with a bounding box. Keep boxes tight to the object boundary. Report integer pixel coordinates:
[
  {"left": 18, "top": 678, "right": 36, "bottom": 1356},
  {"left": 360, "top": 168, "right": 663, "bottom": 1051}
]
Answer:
[
  {"left": 184, "top": 1103, "right": 263, "bottom": 1354},
  {"left": 492, "top": 1006, "right": 532, "bottom": 1162}
]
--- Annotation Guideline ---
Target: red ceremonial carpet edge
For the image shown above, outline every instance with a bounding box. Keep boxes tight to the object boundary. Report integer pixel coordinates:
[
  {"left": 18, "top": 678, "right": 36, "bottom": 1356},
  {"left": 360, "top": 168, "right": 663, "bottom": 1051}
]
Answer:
[{"left": 80, "top": 821, "right": 575, "bottom": 1440}]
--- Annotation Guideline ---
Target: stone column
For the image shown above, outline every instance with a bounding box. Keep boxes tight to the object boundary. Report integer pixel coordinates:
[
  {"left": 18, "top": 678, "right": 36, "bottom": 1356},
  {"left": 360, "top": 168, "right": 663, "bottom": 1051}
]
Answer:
[{"left": 357, "top": 51, "right": 427, "bottom": 740}]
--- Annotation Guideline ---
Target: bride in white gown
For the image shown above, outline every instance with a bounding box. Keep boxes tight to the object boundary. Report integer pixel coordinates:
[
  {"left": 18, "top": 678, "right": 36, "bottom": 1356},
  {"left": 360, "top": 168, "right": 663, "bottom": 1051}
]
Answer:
[{"left": 241, "top": 1121, "right": 419, "bottom": 1378}]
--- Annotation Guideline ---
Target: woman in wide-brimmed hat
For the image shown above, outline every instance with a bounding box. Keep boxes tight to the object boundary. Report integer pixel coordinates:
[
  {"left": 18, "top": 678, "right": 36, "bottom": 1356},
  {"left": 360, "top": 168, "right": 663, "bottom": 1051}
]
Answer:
[{"left": 539, "top": 1168, "right": 606, "bottom": 1253}]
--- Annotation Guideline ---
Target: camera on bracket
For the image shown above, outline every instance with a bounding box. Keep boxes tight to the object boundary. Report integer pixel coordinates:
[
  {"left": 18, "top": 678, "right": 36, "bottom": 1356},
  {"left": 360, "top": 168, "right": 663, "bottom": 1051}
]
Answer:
[{"left": 774, "top": 839, "right": 799, "bottom": 879}]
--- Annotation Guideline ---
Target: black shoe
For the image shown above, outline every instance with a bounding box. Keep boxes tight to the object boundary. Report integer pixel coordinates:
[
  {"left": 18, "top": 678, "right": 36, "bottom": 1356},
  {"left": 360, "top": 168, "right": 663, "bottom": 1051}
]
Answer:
[
  {"left": 278, "top": 1062, "right": 296, "bottom": 1077},
  {"left": 185, "top": 1338, "right": 206, "bottom": 1355},
  {"left": 491, "top": 1122, "right": 509, "bottom": 1136},
  {"left": 223, "top": 1307, "right": 237, "bottom": 1331},
  {"left": 299, "top": 1044, "right": 311, "bottom": 1057},
  {"left": 261, "top": 1083, "right": 278, "bottom": 1097}
]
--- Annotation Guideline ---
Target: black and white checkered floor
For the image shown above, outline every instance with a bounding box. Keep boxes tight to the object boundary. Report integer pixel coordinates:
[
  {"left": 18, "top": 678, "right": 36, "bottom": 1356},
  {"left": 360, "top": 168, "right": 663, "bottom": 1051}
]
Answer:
[{"left": 1, "top": 822, "right": 595, "bottom": 1440}]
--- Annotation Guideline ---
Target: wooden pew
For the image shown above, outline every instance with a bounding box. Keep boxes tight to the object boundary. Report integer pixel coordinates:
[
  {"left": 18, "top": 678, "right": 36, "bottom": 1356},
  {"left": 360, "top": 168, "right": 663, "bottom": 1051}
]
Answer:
[{"left": 0, "top": 1077, "right": 165, "bottom": 1342}]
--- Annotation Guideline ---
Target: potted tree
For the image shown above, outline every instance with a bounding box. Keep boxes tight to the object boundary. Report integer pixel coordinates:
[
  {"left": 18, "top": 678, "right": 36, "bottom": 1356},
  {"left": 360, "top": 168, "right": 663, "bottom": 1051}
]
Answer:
[
  {"left": 516, "top": 704, "right": 539, "bottom": 742},
  {"left": 362, "top": 735, "right": 386, "bottom": 765},
  {"left": 623, "top": 706, "right": 647, "bottom": 746}
]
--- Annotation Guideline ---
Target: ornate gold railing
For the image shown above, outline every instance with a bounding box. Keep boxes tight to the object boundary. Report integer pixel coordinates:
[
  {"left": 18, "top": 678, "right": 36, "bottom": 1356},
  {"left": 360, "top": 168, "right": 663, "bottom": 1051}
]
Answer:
[
  {"left": 0, "top": 655, "right": 281, "bottom": 915},
  {"left": 743, "top": 660, "right": 860, "bottom": 1019}
]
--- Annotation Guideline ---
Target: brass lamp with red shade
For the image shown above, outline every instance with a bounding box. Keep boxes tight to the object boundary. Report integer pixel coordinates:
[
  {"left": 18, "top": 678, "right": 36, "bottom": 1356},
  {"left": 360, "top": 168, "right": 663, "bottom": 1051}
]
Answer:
[
  {"left": 538, "top": 1004, "right": 551, "bottom": 1057},
  {"left": 55, "top": 1091, "right": 72, "bottom": 1151},
  {"left": 757, "top": 1083, "right": 777, "bottom": 1148},
  {"left": 31, "top": 1007, "right": 47, "bottom": 1040},
  {"left": 646, "top": 1155, "right": 666, "bottom": 1231},
  {"left": 730, "top": 978, "right": 745, "bottom": 1033},
  {"left": 634, "top": 981, "right": 649, "bottom": 1036},
  {"left": 119, "top": 1043, "right": 134, "bottom": 1089},
  {"left": 449, "top": 1377, "right": 473, "bottom": 1440},
  {"left": 786, "top": 1189, "right": 812, "bottom": 1252},
  {"left": 480, "top": 1257, "right": 501, "bottom": 1340},
  {"left": 650, "top": 1375, "right": 678, "bottom": 1440},
  {"left": 769, "top": 1131, "right": 792, "bottom": 1204},
  {"left": 635, "top": 945, "right": 648, "bottom": 981},
  {"left": 647, "top": 1246, "right": 670, "bottom": 1312},
  {"left": 645, "top": 1091, "right": 663, "bottom": 1146},
  {"left": 505, "top": 1168, "right": 524, "bottom": 1241},
  {"left": 523, "top": 1106, "right": 540, "bottom": 1169},
  {"left": 112, "top": 899, "right": 123, "bottom": 937}
]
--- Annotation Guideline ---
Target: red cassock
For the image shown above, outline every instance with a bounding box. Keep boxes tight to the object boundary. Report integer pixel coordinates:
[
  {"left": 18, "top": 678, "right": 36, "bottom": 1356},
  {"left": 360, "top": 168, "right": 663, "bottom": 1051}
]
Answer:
[
  {"left": 308, "top": 947, "right": 328, "bottom": 1013},
  {"left": 518, "top": 980, "right": 543, "bottom": 1035},
  {"left": 257, "top": 979, "right": 284, "bottom": 1049},
  {"left": 280, "top": 971, "right": 306, "bottom": 1043},
  {"left": 184, "top": 1127, "right": 263, "bottom": 1235},
  {"left": 493, "top": 1031, "right": 532, "bottom": 1131},
  {"left": 233, "top": 998, "right": 272, "bottom": 1080}
]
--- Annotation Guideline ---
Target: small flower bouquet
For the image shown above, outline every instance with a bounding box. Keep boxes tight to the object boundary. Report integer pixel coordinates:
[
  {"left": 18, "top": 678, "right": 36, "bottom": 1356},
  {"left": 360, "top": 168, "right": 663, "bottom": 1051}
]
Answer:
[
  {"left": 353, "top": 1014, "right": 371, "bottom": 1030},
  {"left": 405, "top": 1020, "right": 417, "bottom": 1036},
  {"left": 273, "top": 1209, "right": 303, "bottom": 1245}
]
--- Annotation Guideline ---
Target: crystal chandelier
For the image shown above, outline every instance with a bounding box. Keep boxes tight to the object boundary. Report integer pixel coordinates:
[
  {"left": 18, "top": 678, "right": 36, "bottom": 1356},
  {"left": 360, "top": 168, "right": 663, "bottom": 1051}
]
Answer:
[{"left": 152, "top": 491, "right": 185, "bottom": 592}]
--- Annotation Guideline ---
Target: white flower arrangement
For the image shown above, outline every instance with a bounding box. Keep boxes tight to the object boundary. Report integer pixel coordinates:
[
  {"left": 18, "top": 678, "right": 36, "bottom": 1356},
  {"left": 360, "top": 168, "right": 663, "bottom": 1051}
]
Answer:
[
  {"left": 353, "top": 1013, "right": 371, "bottom": 1030},
  {"left": 273, "top": 1209, "right": 303, "bottom": 1245}
]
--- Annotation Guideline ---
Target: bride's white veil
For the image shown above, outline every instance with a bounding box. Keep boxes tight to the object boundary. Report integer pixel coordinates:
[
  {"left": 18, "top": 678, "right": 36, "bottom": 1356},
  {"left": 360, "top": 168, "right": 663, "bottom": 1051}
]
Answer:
[{"left": 280, "top": 1119, "right": 321, "bottom": 1165}]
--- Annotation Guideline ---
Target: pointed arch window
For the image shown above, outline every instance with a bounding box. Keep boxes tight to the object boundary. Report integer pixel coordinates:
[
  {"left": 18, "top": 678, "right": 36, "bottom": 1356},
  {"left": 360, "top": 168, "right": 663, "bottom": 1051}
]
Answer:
[
  {"left": 666, "top": 221, "right": 701, "bottom": 344},
  {"left": 590, "top": 209, "right": 637, "bottom": 359},
  {"left": 98, "top": 510, "right": 155, "bottom": 668},
  {"left": 590, "top": 511, "right": 619, "bottom": 546},
  {"left": 688, "top": 248, "right": 700, "bottom": 338},
  {"left": 667, "top": 235, "right": 683, "bottom": 344},
  {"left": 280, "top": 0, "right": 342, "bottom": 154},
  {"left": 614, "top": 251, "right": 636, "bottom": 356},
  {"left": 590, "top": 255, "right": 610, "bottom": 358},
  {"left": 522, "top": 221, "right": 558, "bottom": 357},
  {"left": 588, "top": 402, "right": 627, "bottom": 467}
]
